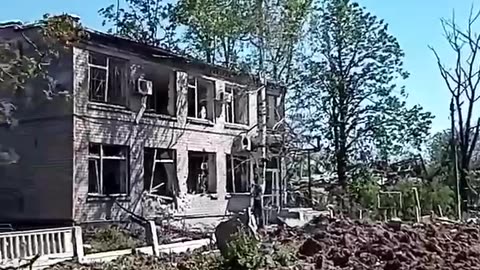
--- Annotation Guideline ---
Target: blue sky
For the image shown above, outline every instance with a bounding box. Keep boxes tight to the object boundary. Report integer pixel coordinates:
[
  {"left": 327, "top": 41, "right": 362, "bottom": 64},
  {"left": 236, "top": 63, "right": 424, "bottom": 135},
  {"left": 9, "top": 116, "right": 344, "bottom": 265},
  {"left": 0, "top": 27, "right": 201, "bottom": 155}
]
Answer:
[{"left": 0, "top": 0, "right": 475, "bottom": 133}]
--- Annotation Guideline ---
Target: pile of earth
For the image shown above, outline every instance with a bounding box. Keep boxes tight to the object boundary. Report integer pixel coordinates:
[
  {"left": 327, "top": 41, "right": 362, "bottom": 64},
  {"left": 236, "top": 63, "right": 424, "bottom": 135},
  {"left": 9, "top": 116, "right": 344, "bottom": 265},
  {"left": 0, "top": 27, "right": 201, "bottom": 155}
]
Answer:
[{"left": 296, "top": 217, "right": 480, "bottom": 269}]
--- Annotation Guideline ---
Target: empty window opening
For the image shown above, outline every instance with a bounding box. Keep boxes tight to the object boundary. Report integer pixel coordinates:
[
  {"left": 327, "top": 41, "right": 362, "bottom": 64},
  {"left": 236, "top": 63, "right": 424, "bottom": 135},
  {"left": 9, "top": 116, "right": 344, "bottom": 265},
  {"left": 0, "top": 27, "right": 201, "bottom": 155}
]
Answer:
[
  {"left": 266, "top": 94, "right": 282, "bottom": 129},
  {"left": 88, "top": 143, "right": 129, "bottom": 195},
  {"left": 187, "top": 151, "right": 216, "bottom": 194},
  {"left": 88, "top": 52, "right": 127, "bottom": 105},
  {"left": 144, "top": 148, "right": 176, "bottom": 200},
  {"left": 225, "top": 85, "right": 249, "bottom": 125},
  {"left": 187, "top": 76, "right": 215, "bottom": 121},
  {"left": 226, "top": 155, "right": 250, "bottom": 194},
  {"left": 145, "top": 68, "right": 176, "bottom": 116}
]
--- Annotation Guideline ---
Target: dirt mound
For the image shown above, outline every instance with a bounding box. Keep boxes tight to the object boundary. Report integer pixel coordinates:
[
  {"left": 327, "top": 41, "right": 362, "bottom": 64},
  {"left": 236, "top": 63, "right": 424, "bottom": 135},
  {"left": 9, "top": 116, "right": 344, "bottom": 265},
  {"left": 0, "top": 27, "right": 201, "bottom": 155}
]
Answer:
[{"left": 297, "top": 217, "right": 480, "bottom": 269}]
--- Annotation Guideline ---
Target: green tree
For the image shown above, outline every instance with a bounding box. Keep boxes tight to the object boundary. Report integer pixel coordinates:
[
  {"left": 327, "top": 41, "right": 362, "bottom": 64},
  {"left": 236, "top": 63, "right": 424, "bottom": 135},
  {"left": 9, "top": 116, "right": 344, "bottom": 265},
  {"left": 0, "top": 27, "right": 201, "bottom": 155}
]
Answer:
[
  {"left": 172, "top": 0, "right": 253, "bottom": 67},
  {"left": 99, "top": 0, "right": 176, "bottom": 48},
  {"left": 290, "top": 0, "right": 433, "bottom": 188},
  {"left": 247, "top": 0, "right": 313, "bottom": 83}
]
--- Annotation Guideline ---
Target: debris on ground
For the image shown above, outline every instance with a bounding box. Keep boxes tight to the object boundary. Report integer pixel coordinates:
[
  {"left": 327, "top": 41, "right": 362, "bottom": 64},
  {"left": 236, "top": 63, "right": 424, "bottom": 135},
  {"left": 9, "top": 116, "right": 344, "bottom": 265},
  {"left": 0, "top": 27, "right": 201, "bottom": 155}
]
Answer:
[
  {"left": 47, "top": 217, "right": 480, "bottom": 269},
  {"left": 296, "top": 217, "right": 480, "bottom": 269}
]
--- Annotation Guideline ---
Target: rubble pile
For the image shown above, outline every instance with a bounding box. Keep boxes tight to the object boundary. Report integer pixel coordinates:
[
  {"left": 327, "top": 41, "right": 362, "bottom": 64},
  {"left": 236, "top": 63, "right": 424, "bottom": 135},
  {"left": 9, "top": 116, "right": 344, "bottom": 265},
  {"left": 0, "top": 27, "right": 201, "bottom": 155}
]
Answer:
[{"left": 297, "top": 217, "right": 480, "bottom": 270}]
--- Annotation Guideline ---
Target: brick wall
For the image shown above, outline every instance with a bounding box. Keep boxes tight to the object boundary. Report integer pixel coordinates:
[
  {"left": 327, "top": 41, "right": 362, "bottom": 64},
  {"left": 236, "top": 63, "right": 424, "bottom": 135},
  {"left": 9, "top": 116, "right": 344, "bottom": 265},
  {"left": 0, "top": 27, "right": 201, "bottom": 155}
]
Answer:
[{"left": 72, "top": 46, "right": 259, "bottom": 223}]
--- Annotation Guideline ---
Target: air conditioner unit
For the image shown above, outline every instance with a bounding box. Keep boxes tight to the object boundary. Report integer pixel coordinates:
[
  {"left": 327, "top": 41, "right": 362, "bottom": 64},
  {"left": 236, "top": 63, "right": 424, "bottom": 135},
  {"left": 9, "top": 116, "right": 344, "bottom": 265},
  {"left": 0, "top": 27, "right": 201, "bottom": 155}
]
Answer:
[
  {"left": 241, "top": 134, "right": 252, "bottom": 151},
  {"left": 200, "top": 162, "right": 209, "bottom": 171},
  {"left": 137, "top": 78, "right": 153, "bottom": 95}
]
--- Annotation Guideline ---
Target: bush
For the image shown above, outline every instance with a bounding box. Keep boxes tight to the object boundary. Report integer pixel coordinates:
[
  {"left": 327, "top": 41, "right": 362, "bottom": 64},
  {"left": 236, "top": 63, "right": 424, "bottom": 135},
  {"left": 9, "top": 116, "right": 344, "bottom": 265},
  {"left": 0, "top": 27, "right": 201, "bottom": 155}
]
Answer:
[
  {"left": 221, "top": 229, "right": 263, "bottom": 270},
  {"left": 85, "top": 226, "right": 144, "bottom": 253}
]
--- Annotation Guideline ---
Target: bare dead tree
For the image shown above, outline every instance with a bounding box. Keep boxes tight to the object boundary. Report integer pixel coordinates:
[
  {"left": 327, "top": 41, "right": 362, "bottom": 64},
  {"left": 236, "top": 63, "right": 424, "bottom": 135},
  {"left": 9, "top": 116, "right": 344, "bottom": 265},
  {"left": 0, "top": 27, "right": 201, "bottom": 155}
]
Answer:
[{"left": 430, "top": 6, "right": 480, "bottom": 211}]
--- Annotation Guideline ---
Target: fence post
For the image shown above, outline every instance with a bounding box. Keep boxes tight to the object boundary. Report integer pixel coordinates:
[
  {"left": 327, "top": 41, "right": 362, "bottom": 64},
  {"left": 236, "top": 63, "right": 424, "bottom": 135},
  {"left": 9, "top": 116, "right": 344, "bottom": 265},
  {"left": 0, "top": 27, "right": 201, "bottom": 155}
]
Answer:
[
  {"left": 72, "top": 226, "right": 84, "bottom": 262},
  {"left": 146, "top": 221, "right": 159, "bottom": 256}
]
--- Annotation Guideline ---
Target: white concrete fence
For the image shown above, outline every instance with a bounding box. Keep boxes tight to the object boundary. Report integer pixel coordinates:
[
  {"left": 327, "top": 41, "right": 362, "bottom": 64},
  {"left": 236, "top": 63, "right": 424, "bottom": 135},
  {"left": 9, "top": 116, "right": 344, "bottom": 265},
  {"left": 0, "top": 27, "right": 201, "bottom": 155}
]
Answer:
[
  {"left": 0, "top": 221, "right": 211, "bottom": 269},
  {"left": 0, "top": 227, "right": 74, "bottom": 261}
]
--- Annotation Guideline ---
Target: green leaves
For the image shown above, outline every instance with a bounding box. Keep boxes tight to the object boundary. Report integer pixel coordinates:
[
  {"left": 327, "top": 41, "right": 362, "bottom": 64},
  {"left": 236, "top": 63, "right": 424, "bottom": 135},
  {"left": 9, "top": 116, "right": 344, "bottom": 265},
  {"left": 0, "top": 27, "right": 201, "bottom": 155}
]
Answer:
[
  {"left": 290, "top": 0, "right": 434, "bottom": 183},
  {"left": 99, "top": 0, "right": 175, "bottom": 47}
]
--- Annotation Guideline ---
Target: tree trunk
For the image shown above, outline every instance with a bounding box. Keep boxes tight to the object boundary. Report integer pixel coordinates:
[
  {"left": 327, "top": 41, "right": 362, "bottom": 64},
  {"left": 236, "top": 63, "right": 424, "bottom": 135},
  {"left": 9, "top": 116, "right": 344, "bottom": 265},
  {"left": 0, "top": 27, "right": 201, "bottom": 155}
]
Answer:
[{"left": 336, "top": 148, "right": 348, "bottom": 188}]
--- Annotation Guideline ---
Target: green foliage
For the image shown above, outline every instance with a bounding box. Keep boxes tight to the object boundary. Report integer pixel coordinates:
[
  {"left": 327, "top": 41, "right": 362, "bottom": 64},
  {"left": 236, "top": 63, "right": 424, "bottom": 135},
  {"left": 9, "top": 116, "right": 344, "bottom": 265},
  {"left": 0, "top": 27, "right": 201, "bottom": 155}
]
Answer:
[
  {"left": 221, "top": 229, "right": 263, "bottom": 270},
  {"left": 290, "top": 0, "right": 433, "bottom": 186},
  {"left": 173, "top": 0, "right": 253, "bottom": 67},
  {"left": 41, "top": 14, "right": 88, "bottom": 47},
  {"left": 349, "top": 177, "right": 380, "bottom": 210},
  {"left": 177, "top": 253, "right": 221, "bottom": 270},
  {"left": 99, "top": 0, "right": 175, "bottom": 47},
  {"left": 269, "top": 243, "right": 297, "bottom": 267},
  {"left": 85, "top": 226, "right": 144, "bottom": 253},
  {"left": 349, "top": 176, "right": 456, "bottom": 220}
]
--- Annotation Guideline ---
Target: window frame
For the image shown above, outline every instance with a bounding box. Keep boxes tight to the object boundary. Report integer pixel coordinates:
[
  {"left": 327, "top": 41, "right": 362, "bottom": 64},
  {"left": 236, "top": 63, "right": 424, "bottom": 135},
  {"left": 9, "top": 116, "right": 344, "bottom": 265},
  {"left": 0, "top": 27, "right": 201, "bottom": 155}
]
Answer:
[
  {"left": 187, "top": 151, "right": 217, "bottom": 194},
  {"left": 265, "top": 92, "right": 282, "bottom": 129},
  {"left": 88, "top": 143, "right": 130, "bottom": 197},
  {"left": 145, "top": 70, "right": 177, "bottom": 117},
  {"left": 225, "top": 85, "right": 249, "bottom": 126},
  {"left": 144, "top": 148, "right": 177, "bottom": 197},
  {"left": 187, "top": 76, "right": 215, "bottom": 122},
  {"left": 87, "top": 51, "right": 128, "bottom": 106},
  {"left": 226, "top": 154, "right": 251, "bottom": 194}
]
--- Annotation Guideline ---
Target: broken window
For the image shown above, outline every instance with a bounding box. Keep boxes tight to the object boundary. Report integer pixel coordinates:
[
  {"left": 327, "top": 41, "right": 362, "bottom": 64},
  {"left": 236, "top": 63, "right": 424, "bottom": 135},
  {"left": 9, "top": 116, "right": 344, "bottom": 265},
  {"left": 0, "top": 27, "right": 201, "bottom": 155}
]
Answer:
[
  {"left": 187, "top": 76, "right": 215, "bottom": 121},
  {"left": 225, "top": 85, "right": 249, "bottom": 125},
  {"left": 144, "top": 148, "right": 176, "bottom": 199},
  {"left": 187, "top": 151, "right": 216, "bottom": 194},
  {"left": 145, "top": 68, "right": 176, "bottom": 116},
  {"left": 88, "top": 52, "right": 127, "bottom": 105},
  {"left": 88, "top": 143, "right": 129, "bottom": 195},
  {"left": 226, "top": 155, "right": 250, "bottom": 194},
  {"left": 263, "top": 93, "right": 282, "bottom": 129}
]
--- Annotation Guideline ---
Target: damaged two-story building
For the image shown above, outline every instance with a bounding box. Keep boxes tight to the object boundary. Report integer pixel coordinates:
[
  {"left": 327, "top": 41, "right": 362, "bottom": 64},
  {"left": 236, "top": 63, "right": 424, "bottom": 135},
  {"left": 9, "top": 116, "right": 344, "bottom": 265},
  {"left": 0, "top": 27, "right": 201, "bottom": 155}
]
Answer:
[{"left": 0, "top": 21, "right": 286, "bottom": 226}]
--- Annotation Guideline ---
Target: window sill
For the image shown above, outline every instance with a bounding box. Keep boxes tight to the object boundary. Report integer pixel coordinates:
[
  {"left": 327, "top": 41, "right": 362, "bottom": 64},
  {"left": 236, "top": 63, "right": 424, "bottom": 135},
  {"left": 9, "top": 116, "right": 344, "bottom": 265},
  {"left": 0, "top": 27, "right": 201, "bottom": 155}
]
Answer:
[
  {"left": 87, "top": 102, "right": 130, "bottom": 114},
  {"left": 143, "top": 112, "right": 177, "bottom": 122},
  {"left": 87, "top": 194, "right": 130, "bottom": 202},
  {"left": 187, "top": 117, "right": 215, "bottom": 126},
  {"left": 225, "top": 193, "right": 251, "bottom": 199},
  {"left": 224, "top": 122, "right": 249, "bottom": 130},
  {"left": 187, "top": 193, "right": 218, "bottom": 200}
]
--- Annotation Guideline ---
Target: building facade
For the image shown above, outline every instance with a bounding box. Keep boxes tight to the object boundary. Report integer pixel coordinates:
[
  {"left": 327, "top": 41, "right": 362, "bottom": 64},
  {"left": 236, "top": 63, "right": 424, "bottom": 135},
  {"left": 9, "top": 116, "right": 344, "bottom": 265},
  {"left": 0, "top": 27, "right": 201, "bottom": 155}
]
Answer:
[{"left": 0, "top": 25, "right": 285, "bottom": 225}]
